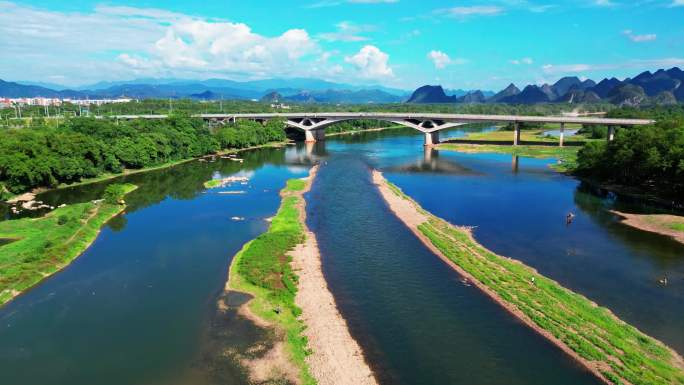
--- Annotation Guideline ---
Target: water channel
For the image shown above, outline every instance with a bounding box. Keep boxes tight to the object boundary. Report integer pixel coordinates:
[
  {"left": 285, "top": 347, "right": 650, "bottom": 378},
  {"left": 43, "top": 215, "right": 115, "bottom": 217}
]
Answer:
[{"left": 0, "top": 126, "right": 681, "bottom": 385}]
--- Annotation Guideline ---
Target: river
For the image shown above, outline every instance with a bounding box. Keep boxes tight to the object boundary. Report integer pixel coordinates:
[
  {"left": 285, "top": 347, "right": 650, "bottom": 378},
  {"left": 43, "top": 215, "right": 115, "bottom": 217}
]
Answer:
[{"left": 0, "top": 126, "right": 681, "bottom": 384}]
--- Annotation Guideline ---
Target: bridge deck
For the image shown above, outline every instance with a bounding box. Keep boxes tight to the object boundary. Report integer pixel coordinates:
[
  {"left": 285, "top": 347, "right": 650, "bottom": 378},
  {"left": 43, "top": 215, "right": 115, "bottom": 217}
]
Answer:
[{"left": 113, "top": 112, "right": 654, "bottom": 126}]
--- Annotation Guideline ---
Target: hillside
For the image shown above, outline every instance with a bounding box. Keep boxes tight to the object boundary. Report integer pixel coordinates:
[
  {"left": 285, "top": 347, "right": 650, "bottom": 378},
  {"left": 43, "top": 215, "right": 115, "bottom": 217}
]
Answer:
[{"left": 406, "top": 67, "right": 684, "bottom": 106}]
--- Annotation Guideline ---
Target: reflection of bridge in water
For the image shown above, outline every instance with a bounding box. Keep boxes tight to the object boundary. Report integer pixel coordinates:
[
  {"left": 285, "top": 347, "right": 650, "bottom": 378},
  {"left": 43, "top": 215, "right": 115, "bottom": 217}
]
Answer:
[{"left": 113, "top": 112, "right": 654, "bottom": 147}]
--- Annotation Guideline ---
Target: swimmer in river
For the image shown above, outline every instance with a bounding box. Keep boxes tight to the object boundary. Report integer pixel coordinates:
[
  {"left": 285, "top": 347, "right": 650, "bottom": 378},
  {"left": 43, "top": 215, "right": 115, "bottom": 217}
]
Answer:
[{"left": 566, "top": 212, "right": 575, "bottom": 225}]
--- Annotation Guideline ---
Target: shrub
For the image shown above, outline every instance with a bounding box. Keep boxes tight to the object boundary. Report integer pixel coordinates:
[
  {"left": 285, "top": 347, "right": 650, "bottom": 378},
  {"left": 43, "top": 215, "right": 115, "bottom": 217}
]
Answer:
[{"left": 103, "top": 184, "right": 128, "bottom": 205}]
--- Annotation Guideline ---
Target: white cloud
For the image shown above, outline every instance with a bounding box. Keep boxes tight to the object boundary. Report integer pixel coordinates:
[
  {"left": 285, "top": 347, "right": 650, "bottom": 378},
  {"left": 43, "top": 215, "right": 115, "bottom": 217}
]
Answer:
[
  {"left": 541, "top": 58, "right": 684, "bottom": 75},
  {"left": 428, "top": 50, "right": 451, "bottom": 69},
  {"left": 511, "top": 57, "right": 534, "bottom": 65},
  {"left": 440, "top": 6, "right": 504, "bottom": 18},
  {"left": 594, "top": 0, "right": 615, "bottom": 6},
  {"left": 307, "top": 0, "right": 397, "bottom": 8},
  {"left": 622, "top": 29, "right": 656, "bottom": 42},
  {"left": 0, "top": 2, "right": 337, "bottom": 85},
  {"left": 319, "top": 21, "right": 375, "bottom": 42},
  {"left": 427, "top": 50, "right": 466, "bottom": 69},
  {"left": 345, "top": 45, "right": 394, "bottom": 78},
  {"left": 671, "top": 0, "right": 684, "bottom": 6}
]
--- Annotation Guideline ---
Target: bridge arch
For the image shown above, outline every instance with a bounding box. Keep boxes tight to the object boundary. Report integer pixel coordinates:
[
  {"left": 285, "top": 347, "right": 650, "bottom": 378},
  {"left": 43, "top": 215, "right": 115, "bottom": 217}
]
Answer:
[{"left": 283, "top": 116, "right": 464, "bottom": 146}]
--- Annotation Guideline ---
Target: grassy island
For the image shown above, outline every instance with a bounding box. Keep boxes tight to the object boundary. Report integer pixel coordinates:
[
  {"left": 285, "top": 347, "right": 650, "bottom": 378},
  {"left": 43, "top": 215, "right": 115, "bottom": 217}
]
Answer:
[
  {"left": 0, "top": 183, "right": 137, "bottom": 306},
  {"left": 439, "top": 142, "right": 580, "bottom": 172},
  {"left": 374, "top": 171, "right": 683, "bottom": 385},
  {"left": 612, "top": 211, "right": 684, "bottom": 245},
  {"left": 226, "top": 176, "right": 316, "bottom": 385}
]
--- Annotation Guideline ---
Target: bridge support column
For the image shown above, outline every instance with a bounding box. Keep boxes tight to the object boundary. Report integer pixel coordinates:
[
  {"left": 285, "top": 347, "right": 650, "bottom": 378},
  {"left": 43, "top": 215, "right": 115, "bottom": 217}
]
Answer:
[
  {"left": 304, "top": 129, "right": 325, "bottom": 143},
  {"left": 559, "top": 123, "right": 565, "bottom": 147},
  {"left": 512, "top": 156, "right": 520, "bottom": 173},
  {"left": 607, "top": 126, "right": 615, "bottom": 141},
  {"left": 304, "top": 129, "right": 316, "bottom": 143},
  {"left": 424, "top": 131, "right": 440, "bottom": 147},
  {"left": 513, "top": 123, "right": 521, "bottom": 146}
]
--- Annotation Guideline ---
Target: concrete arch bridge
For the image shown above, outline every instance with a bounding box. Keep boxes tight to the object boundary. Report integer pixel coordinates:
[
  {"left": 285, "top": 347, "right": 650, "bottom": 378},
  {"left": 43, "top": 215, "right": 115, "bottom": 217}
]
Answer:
[{"left": 114, "top": 112, "right": 654, "bottom": 147}]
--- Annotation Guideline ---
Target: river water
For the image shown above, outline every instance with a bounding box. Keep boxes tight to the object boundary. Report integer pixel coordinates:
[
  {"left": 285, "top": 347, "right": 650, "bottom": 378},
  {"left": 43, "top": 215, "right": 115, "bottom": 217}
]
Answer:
[{"left": 0, "top": 127, "right": 682, "bottom": 385}]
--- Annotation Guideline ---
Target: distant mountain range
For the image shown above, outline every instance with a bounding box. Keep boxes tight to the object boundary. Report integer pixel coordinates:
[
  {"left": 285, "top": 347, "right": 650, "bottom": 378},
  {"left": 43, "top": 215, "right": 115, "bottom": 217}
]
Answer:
[
  {"left": 3, "top": 67, "right": 683, "bottom": 106},
  {"left": 0, "top": 77, "right": 410, "bottom": 104},
  {"left": 407, "top": 67, "right": 684, "bottom": 106}
]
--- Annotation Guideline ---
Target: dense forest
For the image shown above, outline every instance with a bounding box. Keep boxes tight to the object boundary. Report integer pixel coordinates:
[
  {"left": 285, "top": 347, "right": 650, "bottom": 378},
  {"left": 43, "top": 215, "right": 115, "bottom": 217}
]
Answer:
[
  {"left": 575, "top": 105, "right": 684, "bottom": 198},
  {"left": 0, "top": 116, "right": 286, "bottom": 195}
]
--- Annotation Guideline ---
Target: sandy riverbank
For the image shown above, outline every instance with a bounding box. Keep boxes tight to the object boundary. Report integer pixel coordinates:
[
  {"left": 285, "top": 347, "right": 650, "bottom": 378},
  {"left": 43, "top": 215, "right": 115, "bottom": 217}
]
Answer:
[
  {"left": 372, "top": 169, "right": 684, "bottom": 385},
  {"left": 612, "top": 211, "right": 684, "bottom": 245},
  {"left": 224, "top": 165, "right": 378, "bottom": 385},
  {"left": 291, "top": 167, "right": 379, "bottom": 385}
]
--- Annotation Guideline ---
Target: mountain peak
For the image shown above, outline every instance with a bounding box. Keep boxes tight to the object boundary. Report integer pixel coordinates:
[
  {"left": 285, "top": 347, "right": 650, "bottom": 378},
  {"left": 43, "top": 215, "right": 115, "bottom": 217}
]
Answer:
[{"left": 406, "top": 85, "right": 457, "bottom": 103}]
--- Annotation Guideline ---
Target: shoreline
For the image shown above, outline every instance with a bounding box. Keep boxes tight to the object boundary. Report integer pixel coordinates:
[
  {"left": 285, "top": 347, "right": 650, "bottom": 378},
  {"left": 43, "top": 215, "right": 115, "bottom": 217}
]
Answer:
[
  {"left": 611, "top": 210, "right": 684, "bottom": 245},
  {"left": 14, "top": 141, "right": 290, "bottom": 200},
  {"left": 0, "top": 184, "right": 138, "bottom": 307},
  {"left": 7, "top": 124, "right": 403, "bottom": 203},
  {"left": 224, "top": 166, "right": 378, "bottom": 385},
  {"left": 372, "top": 170, "right": 684, "bottom": 385}
]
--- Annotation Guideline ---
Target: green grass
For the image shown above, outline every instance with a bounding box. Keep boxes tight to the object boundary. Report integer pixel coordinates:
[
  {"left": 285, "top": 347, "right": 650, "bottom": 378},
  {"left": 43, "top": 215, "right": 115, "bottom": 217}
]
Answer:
[
  {"left": 439, "top": 143, "right": 580, "bottom": 172},
  {"left": 203, "top": 179, "right": 223, "bottom": 189},
  {"left": 285, "top": 178, "right": 307, "bottom": 192},
  {"left": 668, "top": 222, "right": 684, "bottom": 232},
  {"left": 227, "top": 177, "right": 315, "bottom": 385},
  {"left": 383, "top": 179, "right": 684, "bottom": 385},
  {"left": 0, "top": 184, "right": 137, "bottom": 306},
  {"left": 462, "top": 127, "right": 588, "bottom": 143}
]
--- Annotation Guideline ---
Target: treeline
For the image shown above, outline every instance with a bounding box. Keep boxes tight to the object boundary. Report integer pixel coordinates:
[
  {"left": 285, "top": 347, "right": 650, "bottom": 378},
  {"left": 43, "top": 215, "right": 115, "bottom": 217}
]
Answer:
[
  {"left": 325, "top": 119, "right": 389, "bottom": 133},
  {"left": 1, "top": 98, "right": 615, "bottom": 124},
  {"left": 0, "top": 116, "right": 286, "bottom": 194},
  {"left": 576, "top": 106, "right": 684, "bottom": 197}
]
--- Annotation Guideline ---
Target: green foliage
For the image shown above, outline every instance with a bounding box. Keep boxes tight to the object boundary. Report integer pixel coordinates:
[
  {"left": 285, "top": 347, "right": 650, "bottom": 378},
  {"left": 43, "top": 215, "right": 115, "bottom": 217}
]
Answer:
[
  {"left": 324, "top": 119, "right": 389, "bottom": 133},
  {"left": 215, "top": 119, "right": 286, "bottom": 149},
  {"left": 0, "top": 116, "right": 287, "bottom": 194},
  {"left": 103, "top": 183, "right": 135, "bottom": 204},
  {"left": 577, "top": 125, "right": 608, "bottom": 139},
  {"left": 576, "top": 121, "right": 684, "bottom": 196}
]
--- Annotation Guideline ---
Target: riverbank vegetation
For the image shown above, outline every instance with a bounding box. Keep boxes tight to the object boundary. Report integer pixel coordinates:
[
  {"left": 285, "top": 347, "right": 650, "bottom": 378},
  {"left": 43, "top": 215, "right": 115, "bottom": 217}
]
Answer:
[
  {"left": 227, "top": 177, "right": 315, "bottom": 384},
  {"left": 0, "top": 183, "right": 136, "bottom": 306},
  {"left": 439, "top": 125, "right": 586, "bottom": 172},
  {"left": 439, "top": 143, "right": 580, "bottom": 172},
  {"left": 0, "top": 116, "right": 286, "bottom": 195},
  {"left": 376, "top": 173, "right": 684, "bottom": 385},
  {"left": 612, "top": 211, "right": 684, "bottom": 245},
  {"left": 575, "top": 107, "right": 684, "bottom": 200}
]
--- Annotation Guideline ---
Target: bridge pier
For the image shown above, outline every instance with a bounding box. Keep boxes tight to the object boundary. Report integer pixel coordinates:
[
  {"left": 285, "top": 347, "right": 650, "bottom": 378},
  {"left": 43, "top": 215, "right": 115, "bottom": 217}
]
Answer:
[
  {"left": 304, "top": 129, "right": 325, "bottom": 143},
  {"left": 424, "top": 131, "right": 440, "bottom": 146},
  {"left": 513, "top": 123, "right": 521, "bottom": 146},
  {"left": 559, "top": 123, "right": 565, "bottom": 147},
  {"left": 607, "top": 126, "right": 615, "bottom": 141},
  {"left": 512, "top": 155, "right": 520, "bottom": 173}
]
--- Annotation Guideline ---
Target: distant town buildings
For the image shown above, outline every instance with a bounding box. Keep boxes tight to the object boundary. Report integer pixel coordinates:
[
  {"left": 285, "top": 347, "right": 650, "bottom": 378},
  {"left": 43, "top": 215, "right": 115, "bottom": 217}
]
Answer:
[
  {"left": 0, "top": 97, "right": 135, "bottom": 108},
  {"left": 270, "top": 103, "right": 291, "bottom": 109}
]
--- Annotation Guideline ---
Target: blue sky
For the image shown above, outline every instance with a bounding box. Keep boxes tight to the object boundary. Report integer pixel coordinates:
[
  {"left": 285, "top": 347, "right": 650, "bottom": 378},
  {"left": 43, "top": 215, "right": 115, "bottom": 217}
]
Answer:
[{"left": 1, "top": 0, "right": 683, "bottom": 90}]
